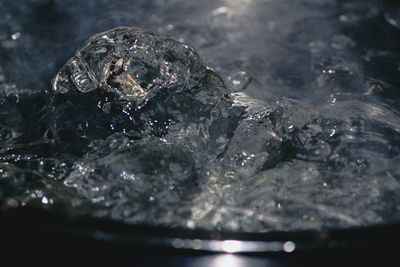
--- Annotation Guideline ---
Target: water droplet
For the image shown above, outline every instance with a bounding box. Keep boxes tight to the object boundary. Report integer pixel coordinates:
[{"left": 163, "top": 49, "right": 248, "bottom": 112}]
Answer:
[
  {"left": 283, "top": 241, "right": 295, "bottom": 253},
  {"left": 384, "top": 10, "right": 400, "bottom": 29},
  {"left": 11, "top": 32, "right": 21, "bottom": 40},
  {"left": 228, "top": 71, "right": 251, "bottom": 91},
  {"left": 41, "top": 196, "right": 49, "bottom": 204},
  {"left": 224, "top": 171, "right": 236, "bottom": 179}
]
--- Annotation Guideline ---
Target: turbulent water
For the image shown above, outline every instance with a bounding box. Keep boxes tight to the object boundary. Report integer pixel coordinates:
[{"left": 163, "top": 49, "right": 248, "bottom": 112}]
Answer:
[{"left": 1, "top": 0, "right": 400, "bottom": 232}]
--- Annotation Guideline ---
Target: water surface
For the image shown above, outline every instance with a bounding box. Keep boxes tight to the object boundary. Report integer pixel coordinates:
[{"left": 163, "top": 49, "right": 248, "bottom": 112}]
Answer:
[{"left": 1, "top": 0, "right": 400, "bottom": 232}]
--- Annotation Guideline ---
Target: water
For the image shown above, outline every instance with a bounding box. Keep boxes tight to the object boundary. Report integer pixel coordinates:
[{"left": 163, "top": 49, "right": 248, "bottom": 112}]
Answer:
[{"left": 1, "top": 0, "right": 400, "bottom": 233}]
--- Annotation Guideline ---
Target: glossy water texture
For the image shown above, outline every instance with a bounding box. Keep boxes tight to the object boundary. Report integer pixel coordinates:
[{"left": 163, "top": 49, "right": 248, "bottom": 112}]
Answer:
[{"left": 1, "top": 0, "right": 400, "bottom": 232}]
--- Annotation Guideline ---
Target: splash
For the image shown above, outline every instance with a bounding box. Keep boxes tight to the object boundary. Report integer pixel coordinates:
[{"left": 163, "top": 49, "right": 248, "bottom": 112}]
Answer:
[{"left": 1, "top": 0, "right": 400, "bottom": 233}]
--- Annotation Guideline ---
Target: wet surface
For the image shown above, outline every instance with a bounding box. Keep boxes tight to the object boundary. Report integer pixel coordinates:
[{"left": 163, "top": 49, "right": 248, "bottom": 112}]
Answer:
[{"left": 1, "top": 0, "right": 400, "bottom": 233}]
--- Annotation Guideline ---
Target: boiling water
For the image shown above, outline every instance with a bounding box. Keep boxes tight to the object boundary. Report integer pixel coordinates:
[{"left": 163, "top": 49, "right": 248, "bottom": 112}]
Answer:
[{"left": 1, "top": 0, "right": 400, "bottom": 232}]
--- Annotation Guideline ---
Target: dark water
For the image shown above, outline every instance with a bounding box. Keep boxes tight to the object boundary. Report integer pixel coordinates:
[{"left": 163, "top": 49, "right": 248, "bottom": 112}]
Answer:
[{"left": 1, "top": 0, "right": 400, "bottom": 232}]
